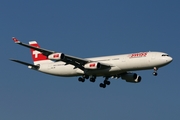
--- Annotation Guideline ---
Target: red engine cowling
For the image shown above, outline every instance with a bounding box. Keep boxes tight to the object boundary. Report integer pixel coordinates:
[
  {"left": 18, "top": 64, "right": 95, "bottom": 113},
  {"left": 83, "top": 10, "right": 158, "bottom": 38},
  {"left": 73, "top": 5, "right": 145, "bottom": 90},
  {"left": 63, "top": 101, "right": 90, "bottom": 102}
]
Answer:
[
  {"left": 48, "top": 53, "right": 65, "bottom": 60},
  {"left": 121, "top": 73, "right": 141, "bottom": 83},
  {"left": 84, "top": 62, "right": 101, "bottom": 69}
]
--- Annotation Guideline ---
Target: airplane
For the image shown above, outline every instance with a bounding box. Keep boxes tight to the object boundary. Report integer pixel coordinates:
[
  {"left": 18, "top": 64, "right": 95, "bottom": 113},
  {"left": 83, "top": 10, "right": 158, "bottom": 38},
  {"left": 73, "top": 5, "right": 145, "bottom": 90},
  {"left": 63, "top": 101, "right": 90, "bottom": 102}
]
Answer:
[{"left": 10, "top": 37, "right": 173, "bottom": 88}]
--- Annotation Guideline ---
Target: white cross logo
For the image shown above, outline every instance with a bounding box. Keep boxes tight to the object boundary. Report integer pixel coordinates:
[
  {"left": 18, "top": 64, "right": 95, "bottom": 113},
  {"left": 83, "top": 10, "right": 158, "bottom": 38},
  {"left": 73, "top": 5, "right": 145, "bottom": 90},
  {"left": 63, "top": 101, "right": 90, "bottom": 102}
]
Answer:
[{"left": 33, "top": 50, "right": 41, "bottom": 58}]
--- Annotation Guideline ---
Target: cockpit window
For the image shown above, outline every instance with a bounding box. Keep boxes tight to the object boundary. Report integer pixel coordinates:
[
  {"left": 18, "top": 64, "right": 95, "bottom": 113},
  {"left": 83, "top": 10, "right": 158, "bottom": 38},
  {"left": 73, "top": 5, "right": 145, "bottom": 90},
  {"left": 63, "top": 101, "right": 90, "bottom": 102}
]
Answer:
[{"left": 162, "top": 54, "right": 169, "bottom": 56}]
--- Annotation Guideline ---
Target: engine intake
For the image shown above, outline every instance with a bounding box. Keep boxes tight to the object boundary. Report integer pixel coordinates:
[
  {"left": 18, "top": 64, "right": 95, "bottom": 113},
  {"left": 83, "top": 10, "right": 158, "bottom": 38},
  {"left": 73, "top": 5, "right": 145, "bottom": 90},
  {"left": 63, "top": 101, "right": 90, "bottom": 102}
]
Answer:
[
  {"left": 84, "top": 62, "right": 101, "bottom": 69},
  {"left": 48, "top": 53, "right": 65, "bottom": 60},
  {"left": 121, "top": 73, "right": 141, "bottom": 83}
]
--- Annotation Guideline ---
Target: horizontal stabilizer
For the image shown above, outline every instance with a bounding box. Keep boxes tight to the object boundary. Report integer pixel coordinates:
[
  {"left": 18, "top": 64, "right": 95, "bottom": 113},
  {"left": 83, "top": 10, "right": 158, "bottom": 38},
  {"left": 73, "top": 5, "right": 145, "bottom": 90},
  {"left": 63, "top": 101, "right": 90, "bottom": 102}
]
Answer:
[{"left": 10, "top": 59, "right": 40, "bottom": 69}]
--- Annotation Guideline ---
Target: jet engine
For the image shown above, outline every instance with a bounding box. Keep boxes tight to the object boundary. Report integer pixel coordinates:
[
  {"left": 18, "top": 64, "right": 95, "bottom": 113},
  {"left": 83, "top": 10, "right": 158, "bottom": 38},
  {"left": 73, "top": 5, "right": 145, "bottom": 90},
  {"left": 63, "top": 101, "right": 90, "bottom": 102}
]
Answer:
[
  {"left": 84, "top": 62, "right": 101, "bottom": 69},
  {"left": 48, "top": 53, "right": 65, "bottom": 60},
  {"left": 121, "top": 73, "right": 141, "bottom": 83}
]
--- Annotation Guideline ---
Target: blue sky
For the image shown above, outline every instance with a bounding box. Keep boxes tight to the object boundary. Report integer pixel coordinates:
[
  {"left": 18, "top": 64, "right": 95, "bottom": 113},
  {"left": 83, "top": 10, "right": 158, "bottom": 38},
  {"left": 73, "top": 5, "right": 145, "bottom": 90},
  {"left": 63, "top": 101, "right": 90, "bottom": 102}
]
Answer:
[{"left": 0, "top": 0, "right": 180, "bottom": 120}]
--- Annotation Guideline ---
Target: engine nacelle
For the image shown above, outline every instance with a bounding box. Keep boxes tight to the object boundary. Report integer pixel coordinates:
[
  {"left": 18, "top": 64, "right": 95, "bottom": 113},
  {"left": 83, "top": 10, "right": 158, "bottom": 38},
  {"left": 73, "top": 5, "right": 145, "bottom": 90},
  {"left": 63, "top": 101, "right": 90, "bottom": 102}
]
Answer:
[
  {"left": 84, "top": 62, "right": 101, "bottom": 69},
  {"left": 121, "top": 73, "right": 141, "bottom": 83},
  {"left": 48, "top": 53, "right": 65, "bottom": 60}
]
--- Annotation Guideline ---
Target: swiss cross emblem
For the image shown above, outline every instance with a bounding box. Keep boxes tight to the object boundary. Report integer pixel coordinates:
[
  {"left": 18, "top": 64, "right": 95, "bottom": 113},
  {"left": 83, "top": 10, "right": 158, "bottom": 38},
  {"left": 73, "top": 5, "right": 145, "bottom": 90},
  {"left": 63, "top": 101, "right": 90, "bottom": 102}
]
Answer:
[{"left": 33, "top": 50, "right": 41, "bottom": 58}]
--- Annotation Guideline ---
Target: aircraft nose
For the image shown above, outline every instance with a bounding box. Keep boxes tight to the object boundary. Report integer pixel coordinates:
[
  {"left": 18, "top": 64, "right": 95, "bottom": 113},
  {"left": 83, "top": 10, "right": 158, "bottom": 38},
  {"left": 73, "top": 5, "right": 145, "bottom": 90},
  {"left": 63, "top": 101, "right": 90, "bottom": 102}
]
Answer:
[{"left": 166, "top": 56, "right": 173, "bottom": 63}]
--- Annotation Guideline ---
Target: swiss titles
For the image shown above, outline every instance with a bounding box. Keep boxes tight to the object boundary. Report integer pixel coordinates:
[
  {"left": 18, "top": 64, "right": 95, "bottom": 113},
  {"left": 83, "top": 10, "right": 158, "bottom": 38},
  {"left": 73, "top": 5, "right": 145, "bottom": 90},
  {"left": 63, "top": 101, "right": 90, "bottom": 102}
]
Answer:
[{"left": 130, "top": 52, "right": 148, "bottom": 58}]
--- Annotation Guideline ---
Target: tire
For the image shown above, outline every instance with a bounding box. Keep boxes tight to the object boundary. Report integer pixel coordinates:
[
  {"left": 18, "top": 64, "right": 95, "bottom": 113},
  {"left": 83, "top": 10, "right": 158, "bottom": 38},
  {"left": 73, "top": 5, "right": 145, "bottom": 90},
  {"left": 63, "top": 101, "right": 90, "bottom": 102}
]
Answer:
[{"left": 90, "top": 78, "right": 95, "bottom": 82}]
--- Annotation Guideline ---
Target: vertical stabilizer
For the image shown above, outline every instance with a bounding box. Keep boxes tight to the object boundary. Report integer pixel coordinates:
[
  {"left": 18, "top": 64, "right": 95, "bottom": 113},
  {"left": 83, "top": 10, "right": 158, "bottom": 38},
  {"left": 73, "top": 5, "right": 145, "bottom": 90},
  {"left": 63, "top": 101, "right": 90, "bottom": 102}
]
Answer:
[{"left": 29, "top": 41, "right": 53, "bottom": 65}]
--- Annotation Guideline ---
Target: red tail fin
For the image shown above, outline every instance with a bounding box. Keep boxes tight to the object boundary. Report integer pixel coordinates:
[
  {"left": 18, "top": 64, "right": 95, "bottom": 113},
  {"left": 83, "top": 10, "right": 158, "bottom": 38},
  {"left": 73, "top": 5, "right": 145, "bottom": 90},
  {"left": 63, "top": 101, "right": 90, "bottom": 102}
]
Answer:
[{"left": 29, "top": 41, "right": 52, "bottom": 64}]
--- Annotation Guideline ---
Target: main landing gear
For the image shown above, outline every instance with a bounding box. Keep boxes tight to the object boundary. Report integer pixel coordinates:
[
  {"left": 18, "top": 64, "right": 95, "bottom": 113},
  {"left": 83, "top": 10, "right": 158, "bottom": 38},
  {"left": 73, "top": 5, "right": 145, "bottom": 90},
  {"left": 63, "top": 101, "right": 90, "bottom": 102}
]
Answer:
[
  {"left": 78, "top": 75, "right": 89, "bottom": 82},
  {"left": 99, "top": 77, "right": 110, "bottom": 88},
  {"left": 78, "top": 75, "right": 111, "bottom": 88},
  {"left": 153, "top": 67, "right": 158, "bottom": 76},
  {"left": 78, "top": 75, "right": 96, "bottom": 83},
  {"left": 78, "top": 77, "right": 85, "bottom": 82},
  {"left": 90, "top": 76, "right": 96, "bottom": 82}
]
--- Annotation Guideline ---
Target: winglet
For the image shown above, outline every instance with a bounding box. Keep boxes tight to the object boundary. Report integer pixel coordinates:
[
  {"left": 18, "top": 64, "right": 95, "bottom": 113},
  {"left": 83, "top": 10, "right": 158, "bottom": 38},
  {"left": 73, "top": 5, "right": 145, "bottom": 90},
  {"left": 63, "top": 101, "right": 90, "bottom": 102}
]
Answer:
[{"left": 12, "top": 37, "right": 21, "bottom": 43}]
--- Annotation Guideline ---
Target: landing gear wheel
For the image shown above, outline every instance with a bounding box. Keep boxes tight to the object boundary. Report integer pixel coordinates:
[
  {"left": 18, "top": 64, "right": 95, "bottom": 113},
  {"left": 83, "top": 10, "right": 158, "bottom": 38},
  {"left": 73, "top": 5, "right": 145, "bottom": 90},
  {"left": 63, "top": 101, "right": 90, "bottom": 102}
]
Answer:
[
  {"left": 78, "top": 77, "right": 82, "bottom": 82},
  {"left": 84, "top": 75, "right": 89, "bottom": 79},
  {"left": 81, "top": 78, "right": 85, "bottom": 82},
  {"left": 153, "top": 72, "right": 158, "bottom": 76},
  {"left": 153, "top": 67, "right": 158, "bottom": 76},
  {"left": 78, "top": 77, "right": 85, "bottom": 82},
  {"left": 90, "top": 78, "right": 95, "bottom": 82},
  {"left": 104, "top": 80, "right": 110, "bottom": 85},
  {"left": 99, "top": 83, "right": 106, "bottom": 88},
  {"left": 89, "top": 76, "right": 96, "bottom": 82}
]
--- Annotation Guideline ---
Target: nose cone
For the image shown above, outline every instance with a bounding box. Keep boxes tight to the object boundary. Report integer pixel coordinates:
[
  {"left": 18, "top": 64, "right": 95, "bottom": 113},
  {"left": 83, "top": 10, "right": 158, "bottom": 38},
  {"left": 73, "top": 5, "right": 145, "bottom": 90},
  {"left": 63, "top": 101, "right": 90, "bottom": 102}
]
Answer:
[{"left": 166, "top": 56, "right": 173, "bottom": 64}]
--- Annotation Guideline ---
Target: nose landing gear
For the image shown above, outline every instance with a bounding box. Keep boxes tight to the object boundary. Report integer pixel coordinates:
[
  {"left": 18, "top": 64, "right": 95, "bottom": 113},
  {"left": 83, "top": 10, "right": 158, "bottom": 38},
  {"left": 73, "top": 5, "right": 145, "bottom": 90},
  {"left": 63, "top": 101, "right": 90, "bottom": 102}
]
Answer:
[{"left": 153, "top": 67, "right": 158, "bottom": 76}]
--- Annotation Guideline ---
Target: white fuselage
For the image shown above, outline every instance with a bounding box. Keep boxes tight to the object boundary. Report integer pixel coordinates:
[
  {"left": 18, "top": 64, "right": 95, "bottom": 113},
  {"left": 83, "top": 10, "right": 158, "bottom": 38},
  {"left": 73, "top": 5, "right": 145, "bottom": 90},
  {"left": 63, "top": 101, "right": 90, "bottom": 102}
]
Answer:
[{"left": 37, "top": 52, "right": 172, "bottom": 77}]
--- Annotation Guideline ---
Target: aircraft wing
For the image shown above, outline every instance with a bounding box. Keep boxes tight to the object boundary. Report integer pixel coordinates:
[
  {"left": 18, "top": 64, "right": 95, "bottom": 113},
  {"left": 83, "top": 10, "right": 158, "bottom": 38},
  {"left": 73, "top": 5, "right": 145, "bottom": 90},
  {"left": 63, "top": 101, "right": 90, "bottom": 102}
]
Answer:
[
  {"left": 12, "top": 37, "right": 111, "bottom": 70},
  {"left": 12, "top": 37, "right": 55, "bottom": 56}
]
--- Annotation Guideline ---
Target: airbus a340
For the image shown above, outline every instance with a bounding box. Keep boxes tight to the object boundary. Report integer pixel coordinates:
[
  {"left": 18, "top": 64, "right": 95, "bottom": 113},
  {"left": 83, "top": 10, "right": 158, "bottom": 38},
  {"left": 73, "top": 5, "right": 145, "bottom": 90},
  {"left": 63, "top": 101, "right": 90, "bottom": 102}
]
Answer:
[{"left": 11, "top": 37, "right": 173, "bottom": 88}]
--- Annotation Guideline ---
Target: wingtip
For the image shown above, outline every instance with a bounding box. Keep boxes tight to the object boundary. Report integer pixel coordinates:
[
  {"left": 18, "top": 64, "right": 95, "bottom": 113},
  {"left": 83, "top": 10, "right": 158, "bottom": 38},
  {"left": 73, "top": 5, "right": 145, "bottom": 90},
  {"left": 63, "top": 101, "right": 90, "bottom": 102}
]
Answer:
[
  {"left": 12, "top": 37, "right": 20, "bottom": 43},
  {"left": 9, "top": 58, "right": 16, "bottom": 61}
]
